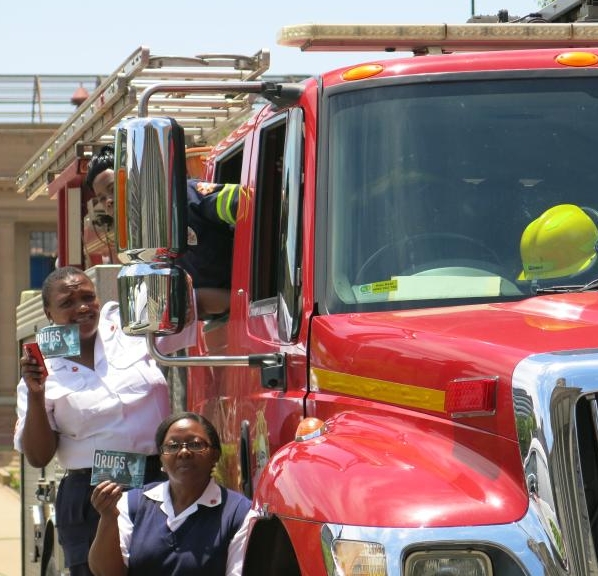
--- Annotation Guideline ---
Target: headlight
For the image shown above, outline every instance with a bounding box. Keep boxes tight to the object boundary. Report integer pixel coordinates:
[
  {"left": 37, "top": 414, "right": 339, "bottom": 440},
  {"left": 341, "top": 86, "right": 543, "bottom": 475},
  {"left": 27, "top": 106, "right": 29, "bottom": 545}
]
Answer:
[
  {"left": 330, "top": 540, "right": 387, "bottom": 575},
  {"left": 404, "top": 550, "right": 492, "bottom": 576}
]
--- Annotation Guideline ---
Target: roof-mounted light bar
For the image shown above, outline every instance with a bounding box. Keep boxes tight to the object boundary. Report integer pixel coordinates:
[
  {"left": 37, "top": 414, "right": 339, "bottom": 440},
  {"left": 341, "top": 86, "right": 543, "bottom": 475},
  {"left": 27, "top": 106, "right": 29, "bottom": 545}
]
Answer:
[{"left": 277, "top": 23, "right": 598, "bottom": 54}]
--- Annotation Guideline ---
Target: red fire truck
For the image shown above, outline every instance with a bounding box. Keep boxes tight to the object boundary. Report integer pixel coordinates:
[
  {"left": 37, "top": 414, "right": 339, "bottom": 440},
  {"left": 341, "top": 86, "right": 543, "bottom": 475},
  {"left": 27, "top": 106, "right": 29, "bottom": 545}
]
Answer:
[{"left": 16, "top": 2, "right": 598, "bottom": 574}]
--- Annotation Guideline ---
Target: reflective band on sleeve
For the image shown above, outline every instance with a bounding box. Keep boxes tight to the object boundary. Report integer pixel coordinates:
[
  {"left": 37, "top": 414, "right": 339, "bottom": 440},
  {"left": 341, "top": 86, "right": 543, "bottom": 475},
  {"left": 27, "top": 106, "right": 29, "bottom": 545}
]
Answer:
[{"left": 216, "top": 184, "right": 238, "bottom": 225}]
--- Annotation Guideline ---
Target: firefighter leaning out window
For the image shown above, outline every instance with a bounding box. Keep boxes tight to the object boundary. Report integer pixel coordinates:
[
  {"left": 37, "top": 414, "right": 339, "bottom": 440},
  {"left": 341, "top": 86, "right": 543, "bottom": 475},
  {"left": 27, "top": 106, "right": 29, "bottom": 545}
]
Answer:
[{"left": 86, "top": 145, "right": 240, "bottom": 320}]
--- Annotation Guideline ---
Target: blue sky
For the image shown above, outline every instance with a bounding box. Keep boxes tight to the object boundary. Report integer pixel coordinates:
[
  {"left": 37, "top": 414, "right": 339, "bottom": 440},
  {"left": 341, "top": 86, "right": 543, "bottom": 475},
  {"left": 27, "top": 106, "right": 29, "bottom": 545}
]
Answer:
[{"left": 6, "top": 1, "right": 541, "bottom": 76}]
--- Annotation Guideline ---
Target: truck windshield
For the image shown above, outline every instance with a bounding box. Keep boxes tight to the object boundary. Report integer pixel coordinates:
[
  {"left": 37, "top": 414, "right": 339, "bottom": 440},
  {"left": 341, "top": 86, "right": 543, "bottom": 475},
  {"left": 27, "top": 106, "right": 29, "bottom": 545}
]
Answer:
[{"left": 325, "top": 76, "right": 598, "bottom": 313}]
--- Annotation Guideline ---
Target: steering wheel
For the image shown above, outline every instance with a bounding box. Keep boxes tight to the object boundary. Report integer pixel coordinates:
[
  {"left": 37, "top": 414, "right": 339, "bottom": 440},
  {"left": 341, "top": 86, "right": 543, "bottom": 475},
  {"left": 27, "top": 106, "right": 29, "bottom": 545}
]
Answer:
[{"left": 355, "top": 232, "right": 502, "bottom": 284}]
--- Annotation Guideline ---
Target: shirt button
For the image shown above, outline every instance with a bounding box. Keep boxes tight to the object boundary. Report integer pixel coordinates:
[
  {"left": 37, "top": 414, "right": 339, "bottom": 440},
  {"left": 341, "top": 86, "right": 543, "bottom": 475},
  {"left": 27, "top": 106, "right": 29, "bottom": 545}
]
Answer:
[{"left": 72, "top": 367, "right": 79, "bottom": 372}]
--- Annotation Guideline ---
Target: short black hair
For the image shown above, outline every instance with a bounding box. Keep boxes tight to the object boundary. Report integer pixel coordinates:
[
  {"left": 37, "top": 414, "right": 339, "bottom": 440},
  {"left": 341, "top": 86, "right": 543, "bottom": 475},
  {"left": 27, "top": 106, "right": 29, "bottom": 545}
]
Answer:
[
  {"left": 86, "top": 144, "right": 115, "bottom": 191},
  {"left": 41, "top": 266, "right": 89, "bottom": 308},
  {"left": 155, "top": 411, "right": 221, "bottom": 453}
]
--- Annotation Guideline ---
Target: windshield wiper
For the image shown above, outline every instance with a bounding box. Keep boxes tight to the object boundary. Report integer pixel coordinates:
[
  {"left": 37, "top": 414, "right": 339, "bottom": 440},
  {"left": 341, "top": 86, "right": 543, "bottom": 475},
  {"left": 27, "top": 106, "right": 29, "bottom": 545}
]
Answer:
[{"left": 534, "top": 278, "right": 598, "bottom": 294}]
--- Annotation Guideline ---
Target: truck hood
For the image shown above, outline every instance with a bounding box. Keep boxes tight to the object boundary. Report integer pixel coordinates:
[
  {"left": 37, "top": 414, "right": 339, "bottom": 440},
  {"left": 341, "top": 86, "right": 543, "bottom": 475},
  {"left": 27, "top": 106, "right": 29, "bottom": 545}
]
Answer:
[
  {"left": 309, "top": 291, "right": 598, "bottom": 438},
  {"left": 270, "top": 291, "right": 598, "bottom": 527}
]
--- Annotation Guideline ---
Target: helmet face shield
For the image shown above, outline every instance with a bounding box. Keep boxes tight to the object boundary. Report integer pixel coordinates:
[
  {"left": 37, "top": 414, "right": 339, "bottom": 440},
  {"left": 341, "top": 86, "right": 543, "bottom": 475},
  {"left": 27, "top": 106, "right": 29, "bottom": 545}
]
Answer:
[{"left": 519, "top": 204, "right": 598, "bottom": 281}]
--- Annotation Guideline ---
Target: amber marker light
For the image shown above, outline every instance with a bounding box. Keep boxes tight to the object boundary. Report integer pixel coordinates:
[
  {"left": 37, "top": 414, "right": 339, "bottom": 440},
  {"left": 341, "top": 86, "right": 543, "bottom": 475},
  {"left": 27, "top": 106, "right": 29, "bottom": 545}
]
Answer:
[
  {"left": 556, "top": 51, "right": 598, "bottom": 67},
  {"left": 342, "top": 64, "right": 384, "bottom": 81},
  {"left": 116, "top": 167, "right": 128, "bottom": 251},
  {"left": 444, "top": 377, "right": 497, "bottom": 418},
  {"left": 295, "top": 417, "right": 327, "bottom": 441}
]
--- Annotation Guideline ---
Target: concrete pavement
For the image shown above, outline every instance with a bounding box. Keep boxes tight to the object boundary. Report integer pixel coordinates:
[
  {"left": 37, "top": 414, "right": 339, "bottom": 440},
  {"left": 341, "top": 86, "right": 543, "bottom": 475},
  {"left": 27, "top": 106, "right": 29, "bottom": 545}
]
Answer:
[{"left": 0, "top": 484, "right": 21, "bottom": 576}]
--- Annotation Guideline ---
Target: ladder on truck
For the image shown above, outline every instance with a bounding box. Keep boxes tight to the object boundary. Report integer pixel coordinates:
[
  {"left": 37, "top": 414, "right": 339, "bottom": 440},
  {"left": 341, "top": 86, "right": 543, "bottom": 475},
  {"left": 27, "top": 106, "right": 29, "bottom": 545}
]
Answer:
[{"left": 16, "top": 46, "right": 270, "bottom": 200}]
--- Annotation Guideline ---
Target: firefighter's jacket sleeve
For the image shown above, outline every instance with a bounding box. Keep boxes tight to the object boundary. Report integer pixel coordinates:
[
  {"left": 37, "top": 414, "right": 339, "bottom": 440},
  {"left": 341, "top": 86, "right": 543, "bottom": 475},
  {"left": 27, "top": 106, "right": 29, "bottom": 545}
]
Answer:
[
  {"left": 187, "top": 180, "right": 239, "bottom": 229},
  {"left": 179, "top": 180, "right": 240, "bottom": 289}
]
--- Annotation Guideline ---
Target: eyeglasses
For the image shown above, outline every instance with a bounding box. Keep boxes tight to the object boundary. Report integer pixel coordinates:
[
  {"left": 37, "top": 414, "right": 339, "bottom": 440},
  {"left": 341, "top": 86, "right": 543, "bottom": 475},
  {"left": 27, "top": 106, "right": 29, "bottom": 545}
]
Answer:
[{"left": 160, "top": 440, "right": 212, "bottom": 455}]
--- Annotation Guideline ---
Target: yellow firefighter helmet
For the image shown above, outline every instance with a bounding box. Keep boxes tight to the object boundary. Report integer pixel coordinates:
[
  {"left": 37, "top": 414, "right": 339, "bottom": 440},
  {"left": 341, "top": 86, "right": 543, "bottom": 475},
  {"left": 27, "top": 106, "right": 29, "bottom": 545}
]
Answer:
[{"left": 519, "top": 204, "right": 598, "bottom": 281}]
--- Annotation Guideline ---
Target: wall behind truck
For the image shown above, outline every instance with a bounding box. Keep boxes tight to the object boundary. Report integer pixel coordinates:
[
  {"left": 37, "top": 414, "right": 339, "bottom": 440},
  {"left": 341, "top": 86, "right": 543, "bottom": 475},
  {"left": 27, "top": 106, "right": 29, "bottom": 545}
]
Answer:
[{"left": 0, "top": 123, "right": 58, "bottom": 452}]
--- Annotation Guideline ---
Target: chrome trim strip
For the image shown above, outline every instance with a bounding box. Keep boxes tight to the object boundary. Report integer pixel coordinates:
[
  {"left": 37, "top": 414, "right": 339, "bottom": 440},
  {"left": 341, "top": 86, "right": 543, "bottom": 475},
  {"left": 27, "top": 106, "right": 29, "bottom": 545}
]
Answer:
[{"left": 321, "top": 505, "right": 564, "bottom": 575}]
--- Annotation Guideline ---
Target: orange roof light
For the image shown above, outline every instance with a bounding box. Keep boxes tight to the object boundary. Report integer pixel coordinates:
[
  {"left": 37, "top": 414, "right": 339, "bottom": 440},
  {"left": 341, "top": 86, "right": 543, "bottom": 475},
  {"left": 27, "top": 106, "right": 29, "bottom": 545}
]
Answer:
[
  {"left": 342, "top": 64, "right": 384, "bottom": 81},
  {"left": 556, "top": 51, "right": 598, "bottom": 67}
]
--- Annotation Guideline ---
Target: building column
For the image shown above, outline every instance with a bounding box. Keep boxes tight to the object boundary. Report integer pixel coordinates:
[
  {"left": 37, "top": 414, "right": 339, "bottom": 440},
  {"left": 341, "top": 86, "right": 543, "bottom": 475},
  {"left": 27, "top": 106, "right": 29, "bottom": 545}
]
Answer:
[{"left": 0, "top": 221, "right": 17, "bottom": 446}]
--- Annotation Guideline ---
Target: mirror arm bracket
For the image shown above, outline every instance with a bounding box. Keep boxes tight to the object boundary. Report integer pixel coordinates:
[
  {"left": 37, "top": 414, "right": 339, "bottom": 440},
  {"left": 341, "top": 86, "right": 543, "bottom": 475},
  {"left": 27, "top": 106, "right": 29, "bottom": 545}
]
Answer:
[
  {"left": 146, "top": 334, "right": 287, "bottom": 392},
  {"left": 248, "top": 353, "right": 286, "bottom": 391}
]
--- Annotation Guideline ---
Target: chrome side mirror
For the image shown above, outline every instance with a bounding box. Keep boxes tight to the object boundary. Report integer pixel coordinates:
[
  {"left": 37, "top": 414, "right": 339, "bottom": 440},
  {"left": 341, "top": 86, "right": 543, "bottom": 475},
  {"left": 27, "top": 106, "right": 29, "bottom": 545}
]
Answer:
[
  {"left": 114, "top": 116, "right": 191, "bottom": 335},
  {"left": 114, "top": 117, "right": 188, "bottom": 263}
]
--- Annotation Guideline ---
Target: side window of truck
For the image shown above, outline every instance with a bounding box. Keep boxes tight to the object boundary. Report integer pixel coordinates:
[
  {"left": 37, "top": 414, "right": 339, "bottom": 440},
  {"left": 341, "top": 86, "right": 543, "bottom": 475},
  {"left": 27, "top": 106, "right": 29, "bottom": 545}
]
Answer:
[
  {"left": 253, "top": 117, "right": 286, "bottom": 302},
  {"left": 214, "top": 143, "right": 243, "bottom": 183},
  {"left": 251, "top": 109, "right": 304, "bottom": 341}
]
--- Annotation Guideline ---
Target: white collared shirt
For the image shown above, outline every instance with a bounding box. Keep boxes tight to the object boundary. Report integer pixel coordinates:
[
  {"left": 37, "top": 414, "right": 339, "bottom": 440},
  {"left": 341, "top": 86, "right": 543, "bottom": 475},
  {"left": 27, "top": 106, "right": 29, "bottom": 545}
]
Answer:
[
  {"left": 117, "top": 478, "right": 256, "bottom": 576},
  {"left": 14, "top": 302, "right": 170, "bottom": 469}
]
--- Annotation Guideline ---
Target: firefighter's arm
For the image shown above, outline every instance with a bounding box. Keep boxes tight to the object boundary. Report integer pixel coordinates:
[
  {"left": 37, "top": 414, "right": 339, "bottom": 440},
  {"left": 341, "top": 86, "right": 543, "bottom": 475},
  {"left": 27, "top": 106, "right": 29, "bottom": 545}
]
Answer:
[
  {"left": 89, "top": 481, "right": 127, "bottom": 576},
  {"left": 19, "top": 353, "right": 57, "bottom": 468},
  {"left": 188, "top": 181, "right": 241, "bottom": 227}
]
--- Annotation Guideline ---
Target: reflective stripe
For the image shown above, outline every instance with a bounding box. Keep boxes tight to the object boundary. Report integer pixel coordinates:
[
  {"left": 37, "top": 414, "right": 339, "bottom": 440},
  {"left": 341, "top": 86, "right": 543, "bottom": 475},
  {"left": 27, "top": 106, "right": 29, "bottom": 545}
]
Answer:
[
  {"left": 216, "top": 184, "right": 238, "bottom": 226},
  {"left": 224, "top": 184, "right": 237, "bottom": 225},
  {"left": 310, "top": 367, "right": 446, "bottom": 412}
]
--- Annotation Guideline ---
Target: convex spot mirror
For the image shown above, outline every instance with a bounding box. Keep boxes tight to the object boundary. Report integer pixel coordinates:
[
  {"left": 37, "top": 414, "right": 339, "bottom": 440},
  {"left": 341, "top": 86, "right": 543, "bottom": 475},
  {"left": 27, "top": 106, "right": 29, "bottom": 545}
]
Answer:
[{"left": 117, "top": 262, "right": 193, "bottom": 336}]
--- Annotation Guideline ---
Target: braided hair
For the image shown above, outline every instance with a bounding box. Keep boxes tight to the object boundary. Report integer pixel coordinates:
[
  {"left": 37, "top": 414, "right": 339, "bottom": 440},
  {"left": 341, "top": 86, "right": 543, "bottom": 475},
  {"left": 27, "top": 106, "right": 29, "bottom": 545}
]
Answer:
[{"left": 86, "top": 145, "right": 115, "bottom": 191}]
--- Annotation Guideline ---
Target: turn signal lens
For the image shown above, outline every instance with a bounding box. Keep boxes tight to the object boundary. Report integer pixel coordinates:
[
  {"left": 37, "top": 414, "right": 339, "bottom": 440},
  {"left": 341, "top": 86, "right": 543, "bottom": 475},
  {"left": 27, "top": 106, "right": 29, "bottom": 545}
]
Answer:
[
  {"left": 295, "top": 417, "right": 326, "bottom": 441},
  {"left": 331, "top": 540, "right": 387, "bottom": 575},
  {"left": 116, "top": 167, "right": 128, "bottom": 251},
  {"left": 404, "top": 550, "right": 492, "bottom": 575}
]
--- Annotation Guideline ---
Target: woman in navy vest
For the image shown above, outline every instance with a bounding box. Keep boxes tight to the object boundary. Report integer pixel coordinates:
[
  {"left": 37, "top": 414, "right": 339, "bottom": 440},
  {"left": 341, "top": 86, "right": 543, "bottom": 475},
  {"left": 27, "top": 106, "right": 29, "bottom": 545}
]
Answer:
[{"left": 89, "top": 412, "right": 253, "bottom": 575}]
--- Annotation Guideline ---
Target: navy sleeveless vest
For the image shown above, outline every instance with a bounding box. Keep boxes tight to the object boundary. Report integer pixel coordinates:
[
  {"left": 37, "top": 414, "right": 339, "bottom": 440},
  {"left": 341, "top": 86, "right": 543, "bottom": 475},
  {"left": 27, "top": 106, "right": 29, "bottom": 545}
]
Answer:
[{"left": 126, "top": 483, "right": 251, "bottom": 575}]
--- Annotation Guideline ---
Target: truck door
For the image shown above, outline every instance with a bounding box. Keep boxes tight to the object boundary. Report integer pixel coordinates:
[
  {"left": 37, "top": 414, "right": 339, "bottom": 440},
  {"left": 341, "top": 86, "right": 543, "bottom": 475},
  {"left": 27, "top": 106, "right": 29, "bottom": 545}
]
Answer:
[{"left": 190, "top": 107, "right": 307, "bottom": 497}]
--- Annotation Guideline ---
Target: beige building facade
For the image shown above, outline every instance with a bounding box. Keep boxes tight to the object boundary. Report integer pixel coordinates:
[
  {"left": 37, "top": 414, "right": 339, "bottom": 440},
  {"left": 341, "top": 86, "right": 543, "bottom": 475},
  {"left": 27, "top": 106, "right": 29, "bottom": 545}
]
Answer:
[{"left": 0, "top": 124, "right": 58, "bottom": 448}]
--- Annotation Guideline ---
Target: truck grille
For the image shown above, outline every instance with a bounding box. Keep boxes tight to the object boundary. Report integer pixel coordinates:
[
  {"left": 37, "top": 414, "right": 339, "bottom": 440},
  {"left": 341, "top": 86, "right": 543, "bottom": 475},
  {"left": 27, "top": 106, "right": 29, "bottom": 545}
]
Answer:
[
  {"left": 551, "top": 388, "right": 598, "bottom": 574},
  {"left": 514, "top": 352, "right": 598, "bottom": 575},
  {"left": 573, "top": 394, "right": 598, "bottom": 570}
]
